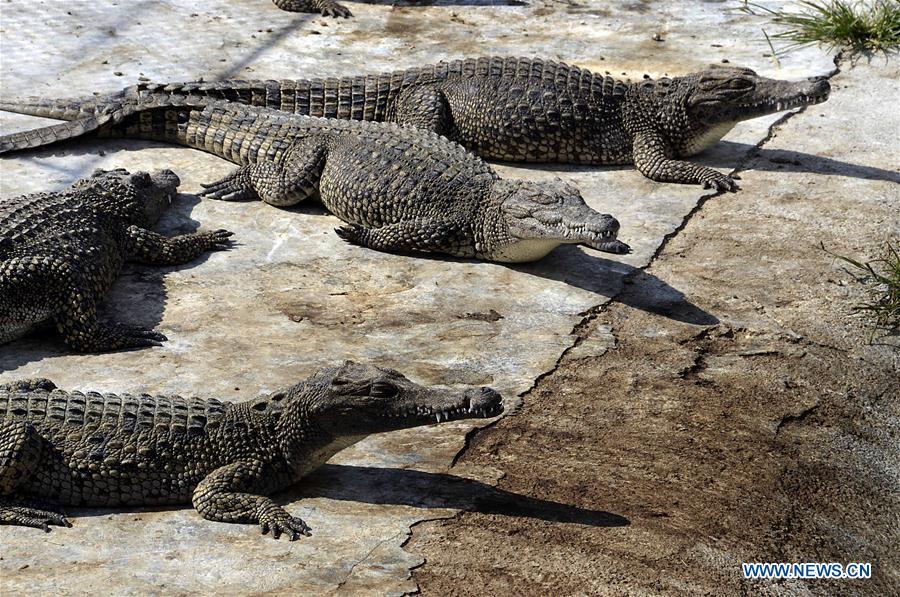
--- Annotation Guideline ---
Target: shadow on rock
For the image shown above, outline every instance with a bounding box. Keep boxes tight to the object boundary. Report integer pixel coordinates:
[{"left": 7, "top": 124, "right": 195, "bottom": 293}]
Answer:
[
  {"left": 290, "top": 463, "right": 630, "bottom": 528},
  {"left": 515, "top": 244, "right": 719, "bottom": 325},
  {"left": 0, "top": 193, "right": 226, "bottom": 372},
  {"left": 712, "top": 141, "right": 900, "bottom": 184}
]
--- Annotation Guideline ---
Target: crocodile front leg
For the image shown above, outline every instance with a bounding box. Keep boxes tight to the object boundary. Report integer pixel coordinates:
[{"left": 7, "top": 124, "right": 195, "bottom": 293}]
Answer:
[
  {"left": 272, "top": 0, "right": 352, "bottom": 17},
  {"left": 335, "top": 219, "right": 475, "bottom": 258},
  {"left": 192, "top": 460, "right": 312, "bottom": 541},
  {"left": 632, "top": 133, "right": 738, "bottom": 192},
  {"left": 1, "top": 256, "right": 166, "bottom": 351},
  {"left": 200, "top": 140, "right": 327, "bottom": 207},
  {"left": 125, "top": 227, "right": 233, "bottom": 265},
  {"left": 0, "top": 420, "right": 72, "bottom": 532}
]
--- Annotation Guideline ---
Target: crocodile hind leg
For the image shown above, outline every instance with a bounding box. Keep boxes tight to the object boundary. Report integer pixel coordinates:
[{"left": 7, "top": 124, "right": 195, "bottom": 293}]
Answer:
[
  {"left": 200, "top": 140, "right": 327, "bottom": 207},
  {"left": 272, "top": 0, "right": 352, "bottom": 17},
  {"left": 0, "top": 420, "right": 71, "bottom": 532},
  {"left": 334, "top": 219, "right": 475, "bottom": 258},
  {"left": 192, "top": 460, "right": 312, "bottom": 541},
  {"left": 125, "top": 227, "right": 234, "bottom": 265},
  {"left": 390, "top": 87, "right": 453, "bottom": 135}
]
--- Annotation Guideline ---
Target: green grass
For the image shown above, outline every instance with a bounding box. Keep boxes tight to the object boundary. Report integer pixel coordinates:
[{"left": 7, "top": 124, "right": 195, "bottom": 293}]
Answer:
[
  {"left": 739, "top": 1, "right": 900, "bottom": 55},
  {"left": 824, "top": 241, "right": 900, "bottom": 341}
]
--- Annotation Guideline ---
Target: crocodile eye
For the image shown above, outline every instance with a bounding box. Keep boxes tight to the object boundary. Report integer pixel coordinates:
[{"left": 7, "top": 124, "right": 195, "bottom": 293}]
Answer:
[
  {"left": 727, "top": 78, "right": 754, "bottom": 90},
  {"left": 371, "top": 381, "right": 398, "bottom": 399}
]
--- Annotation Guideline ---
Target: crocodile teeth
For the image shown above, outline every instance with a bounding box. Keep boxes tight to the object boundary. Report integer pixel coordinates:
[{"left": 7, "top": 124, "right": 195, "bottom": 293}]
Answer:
[{"left": 436, "top": 412, "right": 443, "bottom": 423}]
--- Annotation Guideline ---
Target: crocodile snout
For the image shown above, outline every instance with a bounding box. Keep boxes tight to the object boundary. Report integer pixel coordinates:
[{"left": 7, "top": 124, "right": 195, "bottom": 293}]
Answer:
[
  {"left": 149, "top": 169, "right": 181, "bottom": 192},
  {"left": 808, "top": 76, "right": 831, "bottom": 101},
  {"left": 467, "top": 386, "right": 504, "bottom": 417}
]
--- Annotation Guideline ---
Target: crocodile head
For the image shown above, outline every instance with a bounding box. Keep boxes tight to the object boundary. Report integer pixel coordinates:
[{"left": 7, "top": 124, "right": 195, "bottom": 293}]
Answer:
[
  {"left": 486, "top": 178, "right": 629, "bottom": 262},
  {"left": 77, "top": 167, "right": 181, "bottom": 227},
  {"left": 686, "top": 65, "right": 830, "bottom": 123},
  {"left": 296, "top": 361, "right": 504, "bottom": 437},
  {"left": 638, "top": 65, "right": 830, "bottom": 156}
]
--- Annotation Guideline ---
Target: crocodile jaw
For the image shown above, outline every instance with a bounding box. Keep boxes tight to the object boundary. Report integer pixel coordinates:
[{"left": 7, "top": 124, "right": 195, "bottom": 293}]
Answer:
[{"left": 490, "top": 238, "right": 565, "bottom": 263}]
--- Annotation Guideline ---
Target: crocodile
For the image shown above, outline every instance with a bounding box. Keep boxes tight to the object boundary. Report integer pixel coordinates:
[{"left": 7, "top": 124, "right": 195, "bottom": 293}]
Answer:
[
  {"left": 0, "top": 57, "right": 831, "bottom": 191},
  {"left": 1, "top": 168, "right": 233, "bottom": 352},
  {"left": 0, "top": 101, "right": 628, "bottom": 262},
  {"left": 0, "top": 363, "right": 504, "bottom": 539},
  {"left": 272, "top": 0, "right": 352, "bottom": 17}
]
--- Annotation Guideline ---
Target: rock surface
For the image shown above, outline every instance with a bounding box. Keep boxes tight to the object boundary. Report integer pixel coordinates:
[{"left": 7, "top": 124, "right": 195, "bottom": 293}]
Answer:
[
  {"left": 409, "top": 52, "right": 900, "bottom": 597},
  {"left": 0, "top": 0, "right": 854, "bottom": 594}
]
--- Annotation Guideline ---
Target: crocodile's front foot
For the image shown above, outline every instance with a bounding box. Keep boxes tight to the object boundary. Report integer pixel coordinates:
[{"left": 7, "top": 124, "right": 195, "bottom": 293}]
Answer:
[
  {"left": 700, "top": 170, "right": 739, "bottom": 192},
  {"left": 319, "top": 0, "right": 352, "bottom": 17},
  {"left": 258, "top": 505, "right": 312, "bottom": 541},
  {"left": 0, "top": 498, "right": 73, "bottom": 532},
  {"left": 195, "top": 229, "right": 236, "bottom": 251},
  {"left": 273, "top": 0, "right": 352, "bottom": 17},
  {"left": 73, "top": 322, "right": 168, "bottom": 352}
]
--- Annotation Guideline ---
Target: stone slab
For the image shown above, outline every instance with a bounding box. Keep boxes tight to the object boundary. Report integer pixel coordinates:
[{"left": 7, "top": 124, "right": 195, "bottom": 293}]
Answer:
[{"left": 0, "top": 0, "right": 836, "bottom": 594}]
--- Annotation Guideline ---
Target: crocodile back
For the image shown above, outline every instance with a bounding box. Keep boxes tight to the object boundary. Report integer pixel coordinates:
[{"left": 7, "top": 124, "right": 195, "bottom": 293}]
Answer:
[{"left": 1, "top": 388, "right": 228, "bottom": 438}]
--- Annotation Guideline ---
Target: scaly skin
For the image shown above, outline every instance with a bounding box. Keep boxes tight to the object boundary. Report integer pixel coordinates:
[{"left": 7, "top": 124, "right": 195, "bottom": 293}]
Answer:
[
  {"left": 0, "top": 363, "right": 504, "bottom": 539},
  {"left": 0, "top": 101, "right": 628, "bottom": 262},
  {"left": 0, "top": 169, "right": 233, "bottom": 352},
  {"left": 0, "top": 57, "right": 831, "bottom": 190},
  {"left": 273, "top": 0, "right": 352, "bottom": 17}
]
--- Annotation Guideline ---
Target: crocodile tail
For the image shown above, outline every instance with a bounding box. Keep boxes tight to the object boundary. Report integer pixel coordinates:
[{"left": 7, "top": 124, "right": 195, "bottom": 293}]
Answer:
[
  {"left": 0, "top": 88, "right": 136, "bottom": 121},
  {"left": 0, "top": 107, "right": 134, "bottom": 154}
]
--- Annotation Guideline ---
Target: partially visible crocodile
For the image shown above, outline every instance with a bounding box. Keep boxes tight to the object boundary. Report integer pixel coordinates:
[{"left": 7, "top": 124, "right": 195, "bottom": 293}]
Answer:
[
  {"left": 0, "top": 57, "right": 831, "bottom": 191},
  {"left": 0, "top": 101, "right": 628, "bottom": 262},
  {"left": 0, "top": 168, "right": 233, "bottom": 352},
  {"left": 272, "top": 0, "right": 352, "bottom": 17},
  {"left": 0, "top": 362, "right": 504, "bottom": 539}
]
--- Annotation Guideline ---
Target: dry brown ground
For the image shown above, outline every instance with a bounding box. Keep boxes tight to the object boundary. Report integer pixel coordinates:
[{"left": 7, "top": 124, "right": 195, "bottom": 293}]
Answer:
[{"left": 407, "top": 63, "right": 899, "bottom": 596}]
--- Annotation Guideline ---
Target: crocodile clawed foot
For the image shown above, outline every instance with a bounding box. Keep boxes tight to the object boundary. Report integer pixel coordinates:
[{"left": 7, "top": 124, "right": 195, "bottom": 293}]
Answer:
[
  {"left": 89, "top": 322, "right": 168, "bottom": 352},
  {"left": 199, "top": 229, "right": 236, "bottom": 251},
  {"left": 321, "top": 1, "right": 352, "bottom": 17},
  {"left": 701, "top": 172, "right": 739, "bottom": 193},
  {"left": 259, "top": 510, "right": 312, "bottom": 541},
  {"left": 0, "top": 500, "right": 73, "bottom": 532},
  {"left": 334, "top": 224, "right": 366, "bottom": 246},
  {"left": 199, "top": 170, "right": 259, "bottom": 202}
]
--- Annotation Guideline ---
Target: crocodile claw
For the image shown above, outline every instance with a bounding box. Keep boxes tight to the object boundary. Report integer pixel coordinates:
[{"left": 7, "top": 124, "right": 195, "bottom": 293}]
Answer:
[
  {"left": 259, "top": 511, "right": 312, "bottom": 541},
  {"left": 321, "top": 1, "right": 352, "bottom": 17},
  {"left": 700, "top": 171, "right": 739, "bottom": 192},
  {"left": 199, "top": 229, "right": 236, "bottom": 250},
  {"left": 334, "top": 224, "right": 366, "bottom": 245}
]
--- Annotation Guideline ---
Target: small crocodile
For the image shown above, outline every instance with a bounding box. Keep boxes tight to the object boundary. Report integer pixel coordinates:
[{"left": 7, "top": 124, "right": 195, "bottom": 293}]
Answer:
[
  {"left": 1, "top": 168, "right": 233, "bottom": 352},
  {"left": 0, "top": 101, "right": 628, "bottom": 262},
  {"left": 0, "top": 363, "right": 504, "bottom": 539},
  {"left": 0, "top": 57, "right": 831, "bottom": 190}
]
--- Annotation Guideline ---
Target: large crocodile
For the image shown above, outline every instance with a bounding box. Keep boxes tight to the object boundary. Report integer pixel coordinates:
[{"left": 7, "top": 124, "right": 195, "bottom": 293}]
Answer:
[
  {"left": 0, "top": 101, "right": 628, "bottom": 262},
  {"left": 1, "top": 168, "right": 233, "bottom": 352},
  {"left": 0, "top": 363, "right": 504, "bottom": 539},
  {"left": 0, "top": 57, "right": 831, "bottom": 191}
]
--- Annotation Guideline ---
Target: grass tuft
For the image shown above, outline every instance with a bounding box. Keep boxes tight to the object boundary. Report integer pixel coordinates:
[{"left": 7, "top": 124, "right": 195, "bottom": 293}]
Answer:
[
  {"left": 823, "top": 241, "right": 900, "bottom": 342},
  {"left": 740, "top": 1, "right": 900, "bottom": 55}
]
